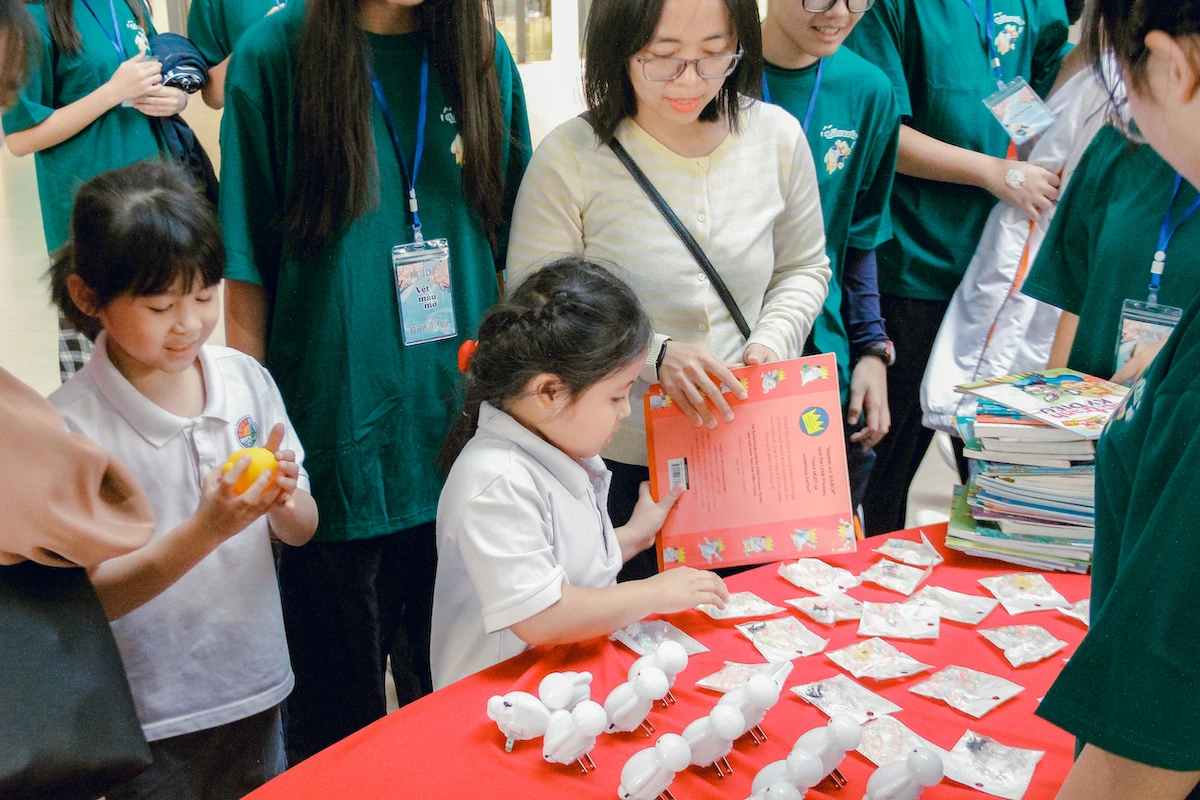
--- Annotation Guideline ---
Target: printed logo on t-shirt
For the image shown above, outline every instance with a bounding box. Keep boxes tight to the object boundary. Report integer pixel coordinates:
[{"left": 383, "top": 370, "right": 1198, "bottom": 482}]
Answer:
[
  {"left": 819, "top": 125, "right": 857, "bottom": 175},
  {"left": 440, "top": 106, "right": 457, "bottom": 124},
  {"left": 992, "top": 13, "right": 1026, "bottom": 55},
  {"left": 127, "top": 20, "right": 149, "bottom": 54},
  {"left": 235, "top": 415, "right": 259, "bottom": 448}
]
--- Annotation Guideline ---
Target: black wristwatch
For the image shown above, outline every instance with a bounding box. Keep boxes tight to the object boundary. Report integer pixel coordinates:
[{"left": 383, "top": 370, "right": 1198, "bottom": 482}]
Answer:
[
  {"left": 655, "top": 339, "right": 672, "bottom": 377},
  {"left": 858, "top": 340, "right": 896, "bottom": 367}
]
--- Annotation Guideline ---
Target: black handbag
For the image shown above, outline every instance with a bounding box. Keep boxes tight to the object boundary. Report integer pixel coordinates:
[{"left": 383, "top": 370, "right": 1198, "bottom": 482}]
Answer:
[{"left": 0, "top": 562, "right": 152, "bottom": 800}]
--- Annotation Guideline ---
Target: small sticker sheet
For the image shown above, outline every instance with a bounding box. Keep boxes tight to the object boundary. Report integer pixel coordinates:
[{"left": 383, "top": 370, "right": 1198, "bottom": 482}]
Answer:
[
  {"left": 791, "top": 673, "right": 903, "bottom": 724},
  {"left": 736, "top": 617, "right": 829, "bottom": 661},
  {"left": 860, "top": 558, "right": 933, "bottom": 596},
  {"left": 786, "top": 592, "right": 864, "bottom": 626},
  {"left": 826, "top": 638, "right": 933, "bottom": 681},
  {"left": 978, "top": 573, "right": 1070, "bottom": 615},
  {"left": 984, "top": 76, "right": 1056, "bottom": 145},
  {"left": 694, "top": 660, "right": 794, "bottom": 694},
  {"left": 697, "top": 591, "right": 785, "bottom": 620},
  {"left": 978, "top": 625, "right": 1068, "bottom": 668},
  {"left": 907, "top": 585, "right": 1000, "bottom": 625},
  {"left": 1059, "top": 598, "right": 1090, "bottom": 627},
  {"left": 857, "top": 716, "right": 946, "bottom": 767},
  {"left": 874, "top": 532, "right": 945, "bottom": 568},
  {"left": 611, "top": 620, "right": 709, "bottom": 656},
  {"left": 858, "top": 601, "right": 941, "bottom": 640},
  {"left": 944, "top": 730, "right": 1044, "bottom": 800},
  {"left": 910, "top": 665, "right": 1024, "bottom": 718},
  {"left": 778, "top": 559, "right": 862, "bottom": 597}
]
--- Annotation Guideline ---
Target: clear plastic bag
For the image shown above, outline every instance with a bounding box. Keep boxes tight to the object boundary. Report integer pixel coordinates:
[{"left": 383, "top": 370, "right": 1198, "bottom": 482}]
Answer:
[
  {"left": 611, "top": 620, "right": 709, "bottom": 656},
  {"left": 736, "top": 616, "right": 829, "bottom": 661},
  {"left": 857, "top": 716, "right": 945, "bottom": 767},
  {"left": 791, "top": 673, "right": 903, "bottom": 724},
  {"left": 910, "top": 665, "right": 1024, "bottom": 718},
  {"left": 906, "top": 585, "right": 999, "bottom": 625},
  {"left": 874, "top": 531, "right": 945, "bottom": 568},
  {"left": 943, "top": 730, "right": 1044, "bottom": 800},
  {"left": 778, "top": 558, "right": 862, "bottom": 597},
  {"left": 786, "top": 592, "right": 863, "bottom": 626},
  {"left": 978, "top": 625, "right": 1068, "bottom": 667},
  {"left": 1060, "top": 598, "right": 1090, "bottom": 627},
  {"left": 858, "top": 601, "right": 941, "bottom": 640},
  {"left": 694, "top": 660, "right": 794, "bottom": 694},
  {"left": 860, "top": 558, "right": 933, "bottom": 596},
  {"left": 826, "top": 637, "right": 933, "bottom": 681},
  {"left": 697, "top": 591, "right": 785, "bottom": 620},
  {"left": 977, "top": 573, "right": 1070, "bottom": 615}
]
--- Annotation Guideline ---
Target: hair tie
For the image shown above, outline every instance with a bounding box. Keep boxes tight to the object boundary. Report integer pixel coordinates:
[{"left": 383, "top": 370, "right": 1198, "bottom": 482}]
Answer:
[{"left": 458, "top": 340, "right": 478, "bottom": 372}]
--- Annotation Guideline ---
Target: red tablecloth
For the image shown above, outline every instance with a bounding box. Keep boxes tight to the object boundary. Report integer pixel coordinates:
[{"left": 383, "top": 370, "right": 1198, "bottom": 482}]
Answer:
[{"left": 248, "top": 524, "right": 1088, "bottom": 800}]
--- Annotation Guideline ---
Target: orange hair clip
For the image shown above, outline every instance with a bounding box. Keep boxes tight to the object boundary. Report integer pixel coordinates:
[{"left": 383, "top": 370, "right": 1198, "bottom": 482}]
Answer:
[{"left": 458, "top": 340, "right": 478, "bottom": 372}]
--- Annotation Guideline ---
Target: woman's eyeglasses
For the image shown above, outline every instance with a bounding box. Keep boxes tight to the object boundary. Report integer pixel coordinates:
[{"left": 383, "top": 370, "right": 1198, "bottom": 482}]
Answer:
[
  {"left": 803, "top": 0, "right": 877, "bottom": 12},
  {"left": 635, "top": 46, "right": 744, "bottom": 82}
]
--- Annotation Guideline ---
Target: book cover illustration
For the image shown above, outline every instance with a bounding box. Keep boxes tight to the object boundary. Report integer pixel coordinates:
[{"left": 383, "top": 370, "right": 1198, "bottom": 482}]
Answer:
[
  {"left": 956, "top": 369, "right": 1127, "bottom": 439},
  {"left": 645, "top": 354, "right": 854, "bottom": 571}
]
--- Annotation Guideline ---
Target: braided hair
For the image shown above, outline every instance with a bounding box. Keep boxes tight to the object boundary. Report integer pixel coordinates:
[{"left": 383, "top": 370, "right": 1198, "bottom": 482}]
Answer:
[{"left": 438, "top": 257, "right": 653, "bottom": 472}]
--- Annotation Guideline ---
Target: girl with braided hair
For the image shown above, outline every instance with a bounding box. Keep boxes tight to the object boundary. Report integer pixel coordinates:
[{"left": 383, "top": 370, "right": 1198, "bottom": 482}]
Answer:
[{"left": 431, "top": 258, "right": 729, "bottom": 688}]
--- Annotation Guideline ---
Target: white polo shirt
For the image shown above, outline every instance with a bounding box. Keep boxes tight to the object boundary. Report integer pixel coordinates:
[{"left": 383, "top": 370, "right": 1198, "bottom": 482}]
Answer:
[
  {"left": 430, "top": 402, "right": 623, "bottom": 689},
  {"left": 49, "top": 334, "right": 309, "bottom": 741}
]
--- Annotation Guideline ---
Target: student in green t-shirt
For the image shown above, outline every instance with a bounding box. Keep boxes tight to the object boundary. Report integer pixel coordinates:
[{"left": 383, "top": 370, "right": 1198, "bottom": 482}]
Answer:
[
  {"left": 1023, "top": 125, "right": 1200, "bottom": 385},
  {"left": 186, "top": 0, "right": 290, "bottom": 109},
  {"left": 2, "top": 0, "right": 183, "bottom": 383},
  {"left": 219, "top": 0, "right": 531, "bottom": 763},
  {"left": 761, "top": 0, "right": 901, "bottom": 516},
  {"left": 1037, "top": 4, "right": 1200, "bottom": 799},
  {"left": 844, "top": 0, "right": 1070, "bottom": 535}
]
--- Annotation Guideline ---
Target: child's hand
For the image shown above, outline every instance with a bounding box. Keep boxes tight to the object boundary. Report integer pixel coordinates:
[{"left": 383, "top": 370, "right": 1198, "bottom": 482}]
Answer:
[
  {"left": 196, "top": 458, "right": 281, "bottom": 542},
  {"left": 261, "top": 423, "right": 299, "bottom": 510},
  {"left": 644, "top": 567, "right": 730, "bottom": 615},
  {"left": 105, "top": 53, "right": 161, "bottom": 105}
]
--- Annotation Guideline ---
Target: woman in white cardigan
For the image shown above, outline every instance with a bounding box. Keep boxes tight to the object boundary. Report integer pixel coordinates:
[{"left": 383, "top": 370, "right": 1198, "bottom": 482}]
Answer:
[{"left": 507, "top": 0, "right": 830, "bottom": 577}]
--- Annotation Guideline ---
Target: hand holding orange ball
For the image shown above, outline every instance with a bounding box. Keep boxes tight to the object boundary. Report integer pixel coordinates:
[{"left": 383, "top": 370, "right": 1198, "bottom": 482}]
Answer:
[{"left": 222, "top": 448, "right": 278, "bottom": 494}]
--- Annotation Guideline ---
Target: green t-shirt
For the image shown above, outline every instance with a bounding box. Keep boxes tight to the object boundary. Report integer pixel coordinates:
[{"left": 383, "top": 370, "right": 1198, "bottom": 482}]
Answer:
[
  {"left": 2, "top": 1, "right": 164, "bottom": 252},
  {"left": 186, "top": 0, "right": 286, "bottom": 66},
  {"left": 220, "top": 9, "right": 532, "bottom": 540},
  {"left": 1022, "top": 126, "right": 1200, "bottom": 381},
  {"left": 1037, "top": 294, "right": 1200, "bottom": 771},
  {"left": 764, "top": 47, "right": 900, "bottom": 405},
  {"left": 845, "top": 0, "right": 1070, "bottom": 302}
]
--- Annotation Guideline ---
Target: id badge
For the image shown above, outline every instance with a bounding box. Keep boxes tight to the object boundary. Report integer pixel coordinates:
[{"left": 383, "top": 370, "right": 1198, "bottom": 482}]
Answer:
[
  {"left": 984, "top": 77, "right": 1056, "bottom": 145},
  {"left": 393, "top": 238, "right": 458, "bottom": 346},
  {"left": 1115, "top": 299, "right": 1182, "bottom": 374}
]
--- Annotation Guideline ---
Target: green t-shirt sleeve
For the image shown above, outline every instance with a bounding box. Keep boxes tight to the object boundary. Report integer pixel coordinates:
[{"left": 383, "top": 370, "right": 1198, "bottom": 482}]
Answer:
[
  {"left": 1, "top": 21, "right": 54, "bottom": 135},
  {"left": 1030, "top": 0, "right": 1071, "bottom": 98},
  {"left": 218, "top": 82, "right": 278, "bottom": 288},
  {"left": 187, "top": 0, "right": 233, "bottom": 66},
  {"left": 494, "top": 32, "right": 532, "bottom": 273},
  {"left": 844, "top": 0, "right": 911, "bottom": 118},
  {"left": 848, "top": 89, "right": 901, "bottom": 251}
]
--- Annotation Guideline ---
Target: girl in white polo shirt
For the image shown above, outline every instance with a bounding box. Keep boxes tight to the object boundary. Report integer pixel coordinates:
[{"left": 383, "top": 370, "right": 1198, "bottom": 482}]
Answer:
[
  {"left": 431, "top": 259, "right": 730, "bottom": 688},
  {"left": 46, "top": 161, "right": 319, "bottom": 800}
]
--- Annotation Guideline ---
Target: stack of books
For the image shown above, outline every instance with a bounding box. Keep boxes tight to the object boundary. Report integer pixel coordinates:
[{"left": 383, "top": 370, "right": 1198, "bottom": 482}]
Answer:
[{"left": 945, "top": 369, "right": 1128, "bottom": 574}]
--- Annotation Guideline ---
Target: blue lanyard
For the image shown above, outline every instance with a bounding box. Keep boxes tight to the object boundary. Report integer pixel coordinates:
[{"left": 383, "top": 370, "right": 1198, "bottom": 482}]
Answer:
[
  {"left": 80, "top": 0, "right": 126, "bottom": 58},
  {"left": 1150, "top": 173, "right": 1200, "bottom": 304},
  {"left": 760, "top": 59, "right": 823, "bottom": 134},
  {"left": 366, "top": 47, "right": 430, "bottom": 241},
  {"left": 960, "top": 0, "right": 1005, "bottom": 89}
]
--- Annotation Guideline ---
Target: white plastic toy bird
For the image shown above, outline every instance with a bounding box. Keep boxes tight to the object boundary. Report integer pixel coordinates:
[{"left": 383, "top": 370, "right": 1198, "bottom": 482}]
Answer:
[
  {"left": 746, "top": 747, "right": 825, "bottom": 799},
  {"left": 629, "top": 640, "right": 689, "bottom": 705},
  {"left": 793, "top": 714, "right": 863, "bottom": 788},
  {"left": 604, "top": 666, "right": 670, "bottom": 736},
  {"left": 543, "top": 699, "right": 607, "bottom": 773},
  {"left": 717, "top": 673, "right": 781, "bottom": 744},
  {"left": 681, "top": 703, "right": 745, "bottom": 776},
  {"left": 539, "top": 671, "right": 594, "bottom": 712},
  {"left": 862, "top": 747, "right": 944, "bottom": 800},
  {"left": 486, "top": 691, "right": 552, "bottom": 753},
  {"left": 617, "top": 733, "right": 692, "bottom": 800}
]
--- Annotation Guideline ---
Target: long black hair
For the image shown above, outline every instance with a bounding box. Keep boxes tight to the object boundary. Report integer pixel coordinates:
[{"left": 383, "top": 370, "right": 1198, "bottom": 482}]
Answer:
[
  {"left": 1, "top": 0, "right": 33, "bottom": 107},
  {"left": 36, "top": 0, "right": 148, "bottom": 54},
  {"left": 285, "top": 0, "right": 508, "bottom": 258},
  {"left": 582, "top": 0, "right": 763, "bottom": 143},
  {"left": 1082, "top": 0, "right": 1200, "bottom": 93},
  {"left": 439, "top": 258, "right": 653, "bottom": 471},
  {"left": 49, "top": 161, "right": 225, "bottom": 340}
]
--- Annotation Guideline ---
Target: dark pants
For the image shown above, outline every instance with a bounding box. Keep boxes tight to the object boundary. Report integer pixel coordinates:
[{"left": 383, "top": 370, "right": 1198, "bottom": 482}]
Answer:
[
  {"left": 846, "top": 430, "right": 876, "bottom": 519},
  {"left": 278, "top": 523, "right": 437, "bottom": 764},
  {"left": 106, "top": 706, "right": 285, "bottom": 800},
  {"left": 606, "top": 460, "right": 656, "bottom": 581},
  {"left": 862, "top": 294, "right": 950, "bottom": 537}
]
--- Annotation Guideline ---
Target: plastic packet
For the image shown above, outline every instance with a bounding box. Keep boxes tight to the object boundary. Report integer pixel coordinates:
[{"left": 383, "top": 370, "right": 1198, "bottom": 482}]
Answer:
[
  {"left": 978, "top": 625, "right": 1068, "bottom": 667},
  {"left": 858, "top": 601, "right": 941, "bottom": 640},
  {"left": 778, "top": 559, "right": 861, "bottom": 597},
  {"left": 611, "top": 620, "right": 709, "bottom": 656},
  {"left": 786, "top": 592, "right": 863, "bottom": 626},
  {"left": 826, "top": 637, "right": 933, "bottom": 681},
  {"left": 697, "top": 591, "right": 785, "bottom": 620},
  {"left": 910, "top": 665, "right": 1023, "bottom": 718},
  {"left": 791, "top": 673, "right": 903, "bottom": 724},
  {"left": 857, "top": 716, "right": 946, "bottom": 767},
  {"left": 943, "top": 730, "right": 1044, "bottom": 800},
  {"left": 860, "top": 558, "right": 933, "bottom": 596},
  {"left": 694, "top": 660, "right": 793, "bottom": 694},
  {"left": 874, "top": 531, "right": 945, "bottom": 568},
  {"left": 907, "top": 585, "right": 999, "bottom": 625},
  {"left": 1060, "top": 598, "right": 1090, "bottom": 627},
  {"left": 736, "top": 616, "right": 828, "bottom": 661},
  {"left": 978, "top": 573, "right": 1070, "bottom": 615}
]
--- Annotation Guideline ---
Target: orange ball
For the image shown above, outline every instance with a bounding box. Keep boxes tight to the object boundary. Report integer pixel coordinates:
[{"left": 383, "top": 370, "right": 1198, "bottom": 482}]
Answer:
[{"left": 222, "top": 448, "right": 278, "bottom": 494}]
